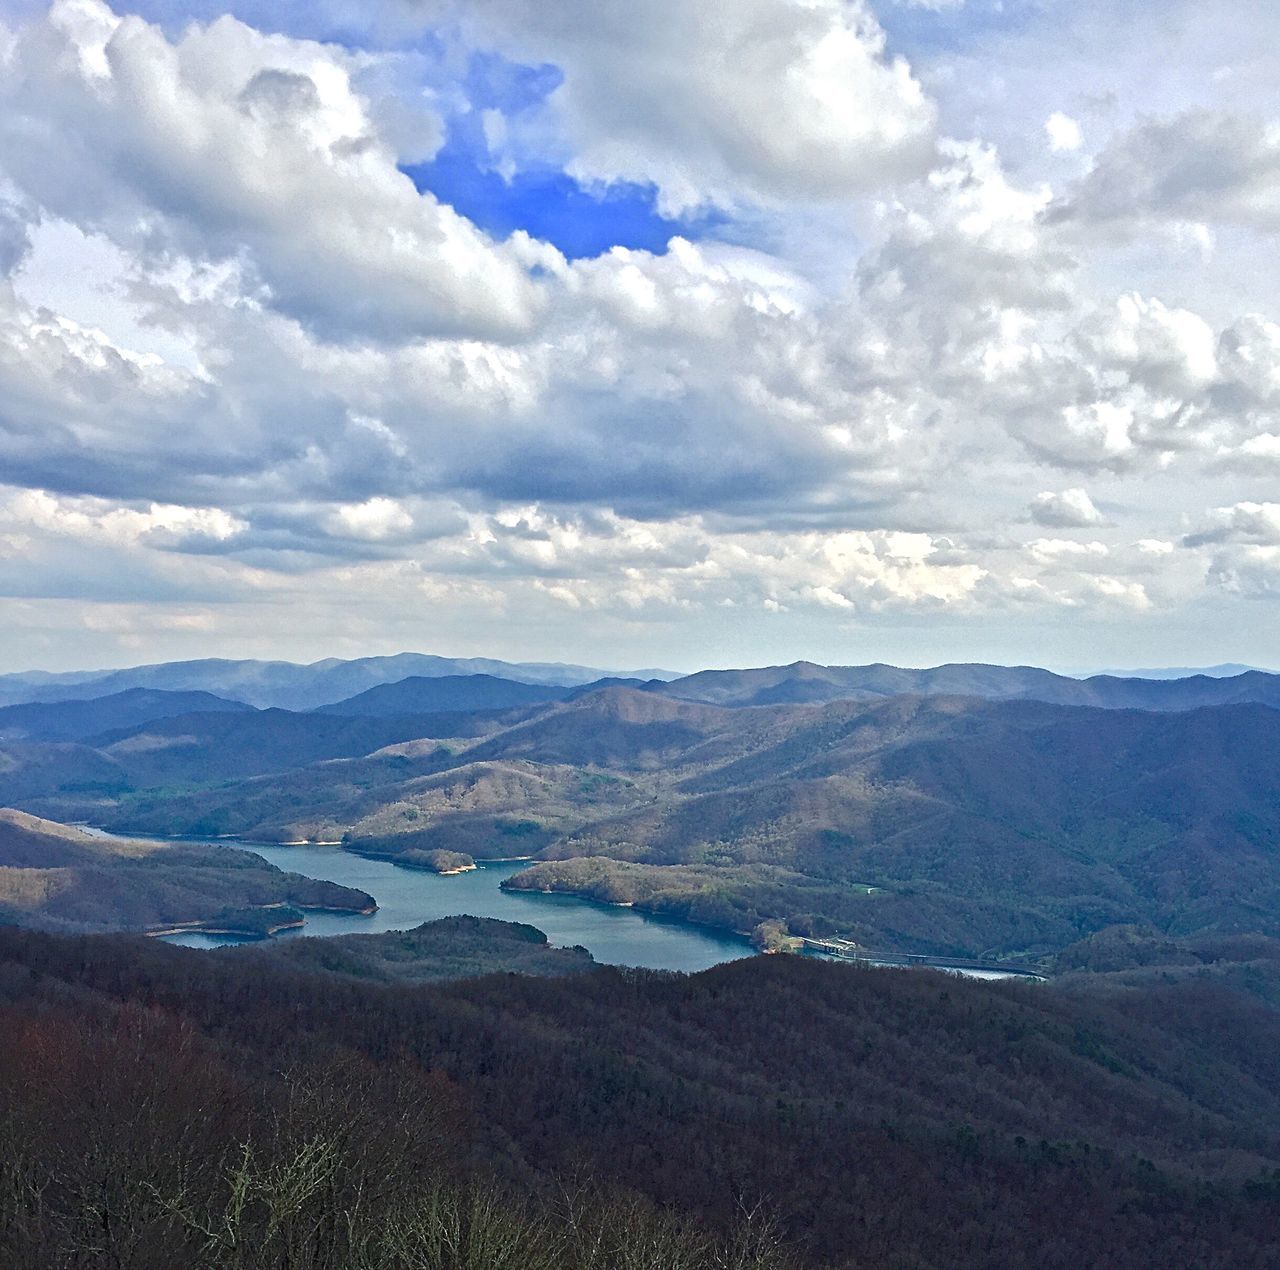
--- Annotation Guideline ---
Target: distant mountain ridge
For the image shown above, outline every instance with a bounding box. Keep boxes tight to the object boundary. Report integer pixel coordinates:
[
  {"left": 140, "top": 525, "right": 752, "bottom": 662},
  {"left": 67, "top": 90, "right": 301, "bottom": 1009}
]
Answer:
[
  {"left": 0, "top": 688, "right": 253, "bottom": 742},
  {"left": 1088, "top": 663, "right": 1269, "bottom": 680},
  {"left": 650, "top": 660, "right": 1280, "bottom": 710},
  {"left": 7, "top": 654, "right": 1280, "bottom": 717},
  {"left": 316, "top": 674, "right": 571, "bottom": 717},
  {"left": 0, "top": 653, "right": 679, "bottom": 710}
]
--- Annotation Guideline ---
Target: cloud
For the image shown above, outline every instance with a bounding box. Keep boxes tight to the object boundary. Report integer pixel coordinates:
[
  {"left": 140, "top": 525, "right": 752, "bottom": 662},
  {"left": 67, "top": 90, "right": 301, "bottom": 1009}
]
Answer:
[
  {"left": 1030, "top": 488, "right": 1104, "bottom": 528},
  {"left": 1206, "top": 545, "right": 1280, "bottom": 596},
  {"left": 1050, "top": 110, "right": 1280, "bottom": 235},
  {"left": 1184, "top": 502, "right": 1280, "bottom": 547},
  {"left": 0, "top": 194, "right": 34, "bottom": 277},
  {"left": 1074, "top": 294, "right": 1217, "bottom": 397},
  {"left": 0, "top": 0, "right": 544, "bottom": 342},
  {"left": 438, "top": 0, "right": 939, "bottom": 214},
  {"left": 1045, "top": 112, "right": 1083, "bottom": 153},
  {"left": 4, "top": 0, "right": 1280, "bottom": 670},
  {"left": 330, "top": 497, "right": 415, "bottom": 541}
]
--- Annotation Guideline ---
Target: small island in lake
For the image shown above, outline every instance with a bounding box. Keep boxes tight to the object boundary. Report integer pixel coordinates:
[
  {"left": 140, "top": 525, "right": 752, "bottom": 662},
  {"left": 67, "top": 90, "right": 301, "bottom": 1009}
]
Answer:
[{"left": 393, "top": 847, "right": 478, "bottom": 874}]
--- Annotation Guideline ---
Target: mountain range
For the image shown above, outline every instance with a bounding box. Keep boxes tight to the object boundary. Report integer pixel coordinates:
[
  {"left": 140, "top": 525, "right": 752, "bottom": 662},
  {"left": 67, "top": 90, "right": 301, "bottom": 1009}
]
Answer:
[
  {"left": 6, "top": 650, "right": 1280, "bottom": 1265},
  {"left": 7, "top": 654, "right": 1280, "bottom": 717},
  {"left": 648, "top": 660, "right": 1280, "bottom": 709},
  {"left": 1089, "top": 662, "right": 1268, "bottom": 679},
  {"left": 3, "top": 666, "right": 1280, "bottom": 961},
  {"left": 0, "top": 652, "right": 678, "bottom": 711},
  {"left": 0, "top": 687, "right": 255, "bottom": 742}
]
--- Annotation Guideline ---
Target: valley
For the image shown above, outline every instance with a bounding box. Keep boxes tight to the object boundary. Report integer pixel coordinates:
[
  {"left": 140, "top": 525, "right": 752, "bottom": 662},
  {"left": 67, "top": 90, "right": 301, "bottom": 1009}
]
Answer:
[{"left": 5, "top": 662, "right": 1280, "bottom": 964}]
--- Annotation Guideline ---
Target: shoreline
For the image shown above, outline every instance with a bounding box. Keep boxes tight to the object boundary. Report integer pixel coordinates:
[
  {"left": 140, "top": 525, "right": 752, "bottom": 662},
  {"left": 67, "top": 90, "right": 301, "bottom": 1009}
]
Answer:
[
  {"left": 500, "top": 874, "right": 1046, "bottom": 977},
  {"left": 147, "top": 917, "right": 307, "bottom": 940}
]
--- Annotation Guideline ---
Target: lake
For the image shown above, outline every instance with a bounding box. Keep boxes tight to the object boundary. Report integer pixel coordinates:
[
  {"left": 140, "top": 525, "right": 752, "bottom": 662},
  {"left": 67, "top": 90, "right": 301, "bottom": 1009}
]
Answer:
[
  {"left": 94, "top": 832, "right": 1036, "bottom": 980},
  {"left": 156, "top": 839, "right": 754, "bottom": 973}
]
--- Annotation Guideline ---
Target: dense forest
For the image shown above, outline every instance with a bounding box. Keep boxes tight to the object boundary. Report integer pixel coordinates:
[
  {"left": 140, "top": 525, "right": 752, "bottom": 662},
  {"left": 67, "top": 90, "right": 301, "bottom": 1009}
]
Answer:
[{"left": 2, "top": 923, "right": 1280, "bottom": 1267}]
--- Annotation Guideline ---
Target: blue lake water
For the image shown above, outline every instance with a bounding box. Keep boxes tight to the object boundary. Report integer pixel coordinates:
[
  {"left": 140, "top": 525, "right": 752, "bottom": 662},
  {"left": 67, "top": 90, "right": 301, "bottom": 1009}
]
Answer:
[{"left": 155, "top": 840, "right": 753, "bottom": 973}]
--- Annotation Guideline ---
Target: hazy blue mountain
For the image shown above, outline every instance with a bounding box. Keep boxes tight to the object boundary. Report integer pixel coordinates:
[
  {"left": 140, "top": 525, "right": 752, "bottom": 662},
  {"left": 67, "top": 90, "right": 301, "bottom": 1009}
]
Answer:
[
  {"left": 7, "top": 655, "right": 1277, "bottom": 714},
  {"left": 83, "top": 706, "right": 518, "bottom": 785},
  {"left": 317, "top": 673, "right": 573, "bottom": 716},
  {"left": 0, "top": 688, "right": 253, "bottom": 742},
  {"left": 0, "top": 654, "right": 679, "bottom": 710},
  {"left": 1089, "top": 663, "right": 1268, "bottom": 679},
  {"left": 653, "top": 660, "right": 1280, "bottom": 710}
]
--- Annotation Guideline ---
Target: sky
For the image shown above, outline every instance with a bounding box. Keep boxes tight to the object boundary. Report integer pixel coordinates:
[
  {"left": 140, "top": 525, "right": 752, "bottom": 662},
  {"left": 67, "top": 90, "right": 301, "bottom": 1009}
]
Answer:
[{"left": 1, "top": 0, "right": 1279, "bottom": 674}]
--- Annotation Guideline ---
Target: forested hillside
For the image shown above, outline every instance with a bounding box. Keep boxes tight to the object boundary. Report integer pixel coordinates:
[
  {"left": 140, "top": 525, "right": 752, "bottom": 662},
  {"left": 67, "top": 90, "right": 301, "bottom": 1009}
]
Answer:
[
  {"left": 225, "top": 914, "right": 597, "bottom": 983},
  {"left": 2, "top": 927, "right": 1279, "bottom": 1267},
  {"left": 0, "top": 810, "right": 373, "bottom": 936}
]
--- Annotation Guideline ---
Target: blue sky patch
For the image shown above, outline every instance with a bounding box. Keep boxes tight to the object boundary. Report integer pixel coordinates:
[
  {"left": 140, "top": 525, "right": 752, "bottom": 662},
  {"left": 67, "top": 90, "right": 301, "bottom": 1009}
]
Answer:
[
  {"left": 405, "top": 51, "right": 726, "bottom": 258},
  {"left": 878, "top": 0, "right": 1044, "bottom": 58},
  {"left": 405, "top": 145, "right": 724, "bottom": 260}
]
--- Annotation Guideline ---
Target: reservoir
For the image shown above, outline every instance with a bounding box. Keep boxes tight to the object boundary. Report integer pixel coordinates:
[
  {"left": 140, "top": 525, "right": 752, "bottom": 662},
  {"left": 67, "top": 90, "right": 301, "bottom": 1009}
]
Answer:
[
  {"left": 158, "top": 839, "right": 753, "bottom": 973},
  {"left": 105, "top": 833, "right": 1035, "bottom": 980}
]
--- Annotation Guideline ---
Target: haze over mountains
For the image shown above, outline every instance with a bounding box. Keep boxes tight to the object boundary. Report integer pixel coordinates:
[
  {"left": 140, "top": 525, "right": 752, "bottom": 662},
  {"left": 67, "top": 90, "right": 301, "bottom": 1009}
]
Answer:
[
  {"left": 0, "top": 688, "right": 255, "bottom": 742},
  {"left": 5, "top": 653, "right": 1280, "bottom": 719},
  {"left": 0, "top": 653, "right": 679, "bottom": 711},
  {"left": 648, "top": 661, "right": 1280, "bottom": 709},
  {"left": 1092, "top": 663, "right": 1267, "bottom": 680},
  {"left": 316, "top": 674, "right": 571, "bottom": 717}
]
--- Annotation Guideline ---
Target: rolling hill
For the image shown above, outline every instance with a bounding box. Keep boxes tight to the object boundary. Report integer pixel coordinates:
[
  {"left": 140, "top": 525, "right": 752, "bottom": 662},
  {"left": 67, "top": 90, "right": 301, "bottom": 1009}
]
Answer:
[{"left": 226, "top": 914, "right": 596, "bottom": 983}]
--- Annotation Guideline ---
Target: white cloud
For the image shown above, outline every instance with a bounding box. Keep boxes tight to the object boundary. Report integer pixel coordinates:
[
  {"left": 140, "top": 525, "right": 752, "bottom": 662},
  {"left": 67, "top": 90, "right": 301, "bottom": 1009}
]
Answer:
[
  {"left": 3, "top": 0, "right": 1280, "bottom": 669},
  {"left": 443, "top": 0, "right": 938, "bottom": 213},
  {"left": 0, "top": 0, "right": 543, "bottom": 342},
  {"left": 1185, "top": 501, "right": 1280, "bottom": 547},
  {"left": 1030, "top": 488, "right": 1104, "bottom": 528},
  {"left": 1051, "top": 110, "right": 1280, "bottom": 236},
  {"left": 1045, "top": 112, "right": 1083, "bottom": 153},
  {"left": 1206, "top": 544, "right": 1280, "bottom": 596},
  {"left": 1027, "top": 538, "right": 1109, "bottom": 563},
  {"left": 330, "top": 498, "right": 414, "bottom": 541},
  {"left": 0, "top": 487, "right": 245, "bottom": 549}
]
